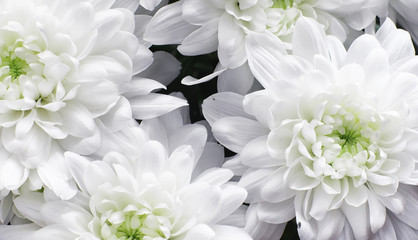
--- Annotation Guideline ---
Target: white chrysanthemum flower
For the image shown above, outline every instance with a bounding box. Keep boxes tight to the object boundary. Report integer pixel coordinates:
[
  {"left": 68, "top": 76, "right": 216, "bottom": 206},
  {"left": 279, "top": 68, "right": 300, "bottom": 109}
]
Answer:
[
  {"left": 143, "top": 0, "right": 384, "bottom": 90},
  {"left": 203, "top": 18, "right": 418, "bottom": 239},
  {"left": 0, "top": 0, "right": 186, "bottom": 203},
  {"left": 0, "top": 122, "right": 251, "bottom": 240}
]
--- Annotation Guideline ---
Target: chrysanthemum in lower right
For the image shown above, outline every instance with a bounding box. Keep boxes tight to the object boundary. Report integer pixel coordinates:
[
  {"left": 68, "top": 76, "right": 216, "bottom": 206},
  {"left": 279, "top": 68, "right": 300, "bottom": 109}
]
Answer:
[{"left": 203, "top": 17, "right": 418, "bottom": 239}]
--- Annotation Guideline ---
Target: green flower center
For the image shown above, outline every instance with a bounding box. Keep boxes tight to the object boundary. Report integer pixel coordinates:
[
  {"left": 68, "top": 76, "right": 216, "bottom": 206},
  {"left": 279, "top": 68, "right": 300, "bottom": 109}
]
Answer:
[
  {"left": 103, "top": 211, "right": 169, "bottom": 240},
  {"left": 0, "top": 55, "right": 30, "bottom": 81},
  {"left": 272, "top": 0, "right": 295, "bottom": 8},
  {"left": 114, "top": 215, "right": 145, "bottom": 240},
  {"left": 328, "top": 115, "right": 376, "bottom": 157}
]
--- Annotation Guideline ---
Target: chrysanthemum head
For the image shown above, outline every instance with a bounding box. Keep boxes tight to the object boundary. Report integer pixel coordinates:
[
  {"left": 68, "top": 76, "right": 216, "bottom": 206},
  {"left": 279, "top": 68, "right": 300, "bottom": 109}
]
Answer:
[{"left": 290, "top": 100, "right": 386, "bottom": 181}]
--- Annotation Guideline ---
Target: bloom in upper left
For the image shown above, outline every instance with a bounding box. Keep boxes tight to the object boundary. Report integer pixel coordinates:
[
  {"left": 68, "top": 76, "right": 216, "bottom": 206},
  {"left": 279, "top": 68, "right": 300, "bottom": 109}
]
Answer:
[{"left": 0, "top": 0, "right": 186, "bottom": 201}]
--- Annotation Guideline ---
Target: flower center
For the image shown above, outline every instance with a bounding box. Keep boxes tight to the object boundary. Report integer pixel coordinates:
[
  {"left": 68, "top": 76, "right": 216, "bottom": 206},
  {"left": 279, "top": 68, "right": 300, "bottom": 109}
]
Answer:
[
  {"left": 113, "top": 214, "right": 145, "bottom": 240},
  {"left": 272, "top": 0, "right": 295, "bottom": 8},
  {"left": 0, "top": 55, "right": 30, "bottom": 81},
  {"left": 102, "top": 210, "right": 170, "bottom": 240},
  {"left": 326, "top": 110, "right": 377, "bottom": 157}
]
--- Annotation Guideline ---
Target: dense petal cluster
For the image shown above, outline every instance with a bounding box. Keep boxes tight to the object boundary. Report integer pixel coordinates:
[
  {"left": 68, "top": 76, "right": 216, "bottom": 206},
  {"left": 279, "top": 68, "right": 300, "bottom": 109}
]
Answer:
[
  {"left": 0, "top": 119, "right": 250, "bottom": 240},
  {"left": 145, "top": 0, "right": 383, "bottom": 70},
  {"left": 203, "top": 18, "right": 418, "bottom": 239},
  {"left": 0, "top": 0, "right": 186, "bottom": 201},
  {"left": 1, "top": 0, "right": 418, "bottom": 239}
]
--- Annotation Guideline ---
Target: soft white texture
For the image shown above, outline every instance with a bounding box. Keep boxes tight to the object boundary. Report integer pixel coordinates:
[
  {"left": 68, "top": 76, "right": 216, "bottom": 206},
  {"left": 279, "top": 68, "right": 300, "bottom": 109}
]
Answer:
[
  {"left": 144, "top": 0, "right": 384, "bottom": 90},
  {"left": 0, "top": 106, "right": 251, "bottom": 240},
  {"left": 203, "top": 18, "right": 418, "bottom": 239},
  {"left": 0, "top": 0, "right": 186, "bottom": 212},
  {"left": 388, "top": 0, "right": 418, "bottom": 45}
]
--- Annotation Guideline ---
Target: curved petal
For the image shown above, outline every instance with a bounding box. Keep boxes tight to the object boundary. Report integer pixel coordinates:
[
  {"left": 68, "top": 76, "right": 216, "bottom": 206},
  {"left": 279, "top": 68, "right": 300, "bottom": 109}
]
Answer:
[
  {"left": 129, "top": 93, "right": 188, "bottom": 120},
  {"left": 212, "top": 116, "right": 268, "bottom": 153},
  {"left": 143, "top": 1, "right": 198, "bottom": 45}
]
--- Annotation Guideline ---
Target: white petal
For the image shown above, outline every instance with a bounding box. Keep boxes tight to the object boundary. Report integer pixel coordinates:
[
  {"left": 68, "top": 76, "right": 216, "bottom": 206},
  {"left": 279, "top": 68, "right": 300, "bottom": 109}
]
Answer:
[
  {"left": 343, "top": 9, "right": 376, "bottom": 30},
  {"left": 31, "top": 225, "right": 77, "bottom": 239},
  {"left": 60, "top": 102, "right": 96, "bottom": 138},
  {"left": 94, "top": 8, "right": 125, "bottom": 42},
  {"left": 61, "top": 2, "right": 95, "bottom": 41},
  {"left": 112, "top": 0, "right": 140, "bottom": 12},
  {"left": 83, "top": 161, "right": 116, "bottom": 195},
  {"left": 37, "top": 164, "right": 77, "bottom": 200},
  {"left": 340, "top": 203, "right": 371, "bottom": 240},
  {"left": 65, "top": 152, "right": 90, "bottom": 193},
  {"left": 192, "top": 143, "right": 225, "bottom": 179},
  {"left": 182, "top": 0, "right": 223, "bottom": 25},
  {"left": 316, "top": 210, "right": 346, "bottom": 240},
  {"left": 243, "top": 90, "right": 274, "bottom": 128},
  {"left": 240, "top": 136, "right": 282, "bottom": 168},
  {"left": 217, "top": 205, "right": 247, "bottom": 228},
  {"left": 217, "top": 63, "right": 254, "bottom": 95},
  {"left": 368, "top": 191, "right": 386, "bottom": 233},
  {"left": 139, "top": 0, "right": 161, "bottom": 11},
  {"left": 76, "top": 80, "right": 119, "bottom": 117},
  {"left": 202, "top": 92, "right": 253, "bottom": 126},
  {"left": 212, "top": 224, "right": 252, "bottom": 240},
  {"left": 239, "top": 168, "right": 274, "bottom": 203},
  {"left": 292, "top": 17, "right": 329, "bottom": 63},
  {"left": 212, "top": 116, "right": 269, "bottom": 153},
  {"left": 137, "top": 51, "right": 181, "bottom": 86},
  {"left": 182, "top": 64, "right": 226, "bottom": 85},
  {"left": 183, "top": 224, "right": 215, "bottom": 240},
  {"left": 345, "top": 34, "right": 381, "bottom": 65},
  {"left": 218, "top": 13, "right": 247, "bottom": 69},
  {"left": 245, "top": 30, "right": 286, "bottom": 87},
  {"left": 261, "top": 167, "right": 297, "bottom": 203},
  {"left": 169, "top": 124, "right": 206, "bottom": 164},
  {"left": 99, "top": 97, "right": 132, "bottom": 132},
  {"left": 0, "top": 224, "right": 39, "bottom": 239},
  {"left": 193, "top": 168, "right": 233, "bottom": 186},
  {"left": 376, "top": 18, "right": 415, "bottom": 64},
  {"left": 134, "top": 15, "right": 152, "bottom": 47},
  {"left": 13, "top": 192, "right": 45, "bottom": 226},
  {"left": 168, "top": 145, "right": 195, "bottom": 187},
  {"left": 285, "top": 165, "right": 321, "bottom": 191},
  {"left": 139, "top": 140, "right": 168, "bottom": 175},
  {"left": 257, "top": 198, "right": 295, "bottom": 224},
  {"left": 245, "top": 204, "right": 286, "bottom": 240},
  {"left": 344, "top": 182, "right": 368, "bottom": 207},
  {"left": 309, "top": 186, "right": 336, "bottom": 221},
  {"left": 395, "top": 184, "right": 418, "bottom": 229},
  {"left": 373, "top": 215, "right": 396, "bottom": 240},
  {"left": 15, "top": 110, "right": 36, "bottom": 139},
  {"left": 390, "top": 212, "right": 418, "bottom": 240},
  {"left": 178, "top": 183, "right": 222, "bottom": 222},
  {"left": 143, "top": 1, "right": 198, "bottom": 45},
  {"left": 213, "top": 183, "right": 247, "bottom": 223},
  {"left": 129, "top": 93, "right": 188, "bottom": 119},
  {"left": 132, "top": 43, "right": 153, "bottom": 75},
  {"left": 0, "top": 156, "right": 29, "bottom": 190},
  {"left": 178, "top": 20, "right": 218, "bottom": 55},
  {"left": 58, "top": 127, "right": 101, "bottom": 155},
  {"left": 294, "top": 192, "right": 317, "bottom": 240}
]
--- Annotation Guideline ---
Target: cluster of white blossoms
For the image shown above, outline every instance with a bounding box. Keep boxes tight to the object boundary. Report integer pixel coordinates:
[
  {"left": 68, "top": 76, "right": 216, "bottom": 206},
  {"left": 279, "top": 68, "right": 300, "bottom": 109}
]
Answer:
[
  {"left": 143, "top": 0, "right": 384, "bottom": 89},
  {"left": 1, "top": 0, "right": 418, "bottom": 239}
]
